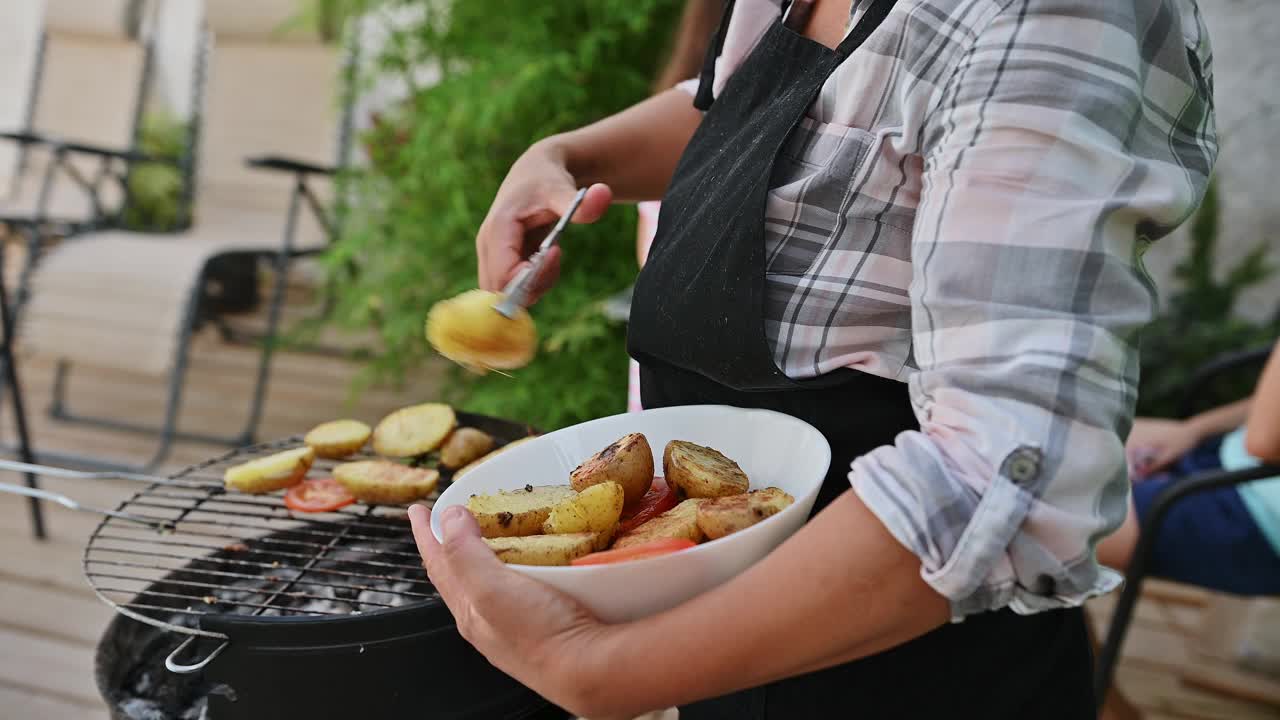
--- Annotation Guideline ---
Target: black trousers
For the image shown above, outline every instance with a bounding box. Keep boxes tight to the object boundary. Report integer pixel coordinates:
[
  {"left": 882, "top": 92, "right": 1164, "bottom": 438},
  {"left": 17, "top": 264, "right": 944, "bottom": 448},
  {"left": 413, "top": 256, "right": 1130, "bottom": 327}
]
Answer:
[
  {"left": 680, "top": 605, "right": 1095, "bottom": 719},
  {"left": 638, "top": 364, "right": 1095, "bottom": 719}
]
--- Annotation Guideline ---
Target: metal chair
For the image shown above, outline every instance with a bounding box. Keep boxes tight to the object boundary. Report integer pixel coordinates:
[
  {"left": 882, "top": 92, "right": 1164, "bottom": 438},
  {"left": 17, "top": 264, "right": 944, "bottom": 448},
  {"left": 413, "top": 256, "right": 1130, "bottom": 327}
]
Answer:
[
  {"left": 15, "top": 27, "right": 353, "bottom": 475},
  {"left": 1094, "top": 343, "right": 1280, "bottom": 708},
  {"left": 0, "top": 1, "right": 160, "bottom": 308}
]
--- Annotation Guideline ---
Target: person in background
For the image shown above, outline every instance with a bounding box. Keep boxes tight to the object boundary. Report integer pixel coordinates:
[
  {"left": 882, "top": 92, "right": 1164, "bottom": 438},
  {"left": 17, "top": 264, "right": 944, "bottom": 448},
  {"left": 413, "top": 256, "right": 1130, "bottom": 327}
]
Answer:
[
  {"left": 1094, "top": 348, "right": 1279, "bottom": 720},
  {"left": 1247, "top": 345, "right": 1280, "bottom": 463},
  {"left": 1097, "top": 346, "right": 1280, "bottom": 595},
  {"left": 630, "top": 1, "right": 720, "bottom": 412}
]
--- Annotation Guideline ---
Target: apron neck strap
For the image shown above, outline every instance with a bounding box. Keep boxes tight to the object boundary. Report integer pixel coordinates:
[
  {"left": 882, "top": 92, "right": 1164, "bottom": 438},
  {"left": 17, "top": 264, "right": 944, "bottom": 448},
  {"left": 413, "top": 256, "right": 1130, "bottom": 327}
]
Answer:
[
  {"left": 833, "top": 0, "right": 897, "bottom": 60},
  {"left": 693, "top": 0, "right": 738, "bottom": 111},
  {"left": 693, "top": 0, "right": 897, "bottom": 111}
]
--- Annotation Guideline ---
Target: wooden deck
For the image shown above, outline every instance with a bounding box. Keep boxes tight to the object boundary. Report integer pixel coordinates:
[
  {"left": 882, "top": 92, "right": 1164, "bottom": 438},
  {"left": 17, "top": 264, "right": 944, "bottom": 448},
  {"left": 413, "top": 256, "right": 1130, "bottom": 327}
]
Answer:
[{"left": 0, "top": 270, "right": 1277, "bottom": 719}]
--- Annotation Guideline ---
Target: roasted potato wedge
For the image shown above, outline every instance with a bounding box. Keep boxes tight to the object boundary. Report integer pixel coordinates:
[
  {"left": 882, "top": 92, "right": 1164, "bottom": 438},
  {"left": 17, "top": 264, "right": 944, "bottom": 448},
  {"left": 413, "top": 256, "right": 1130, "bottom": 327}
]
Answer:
[
  {"left": 484, "top": 533, "right": 596, "bottom": 566},
  {"left": 372, "top": 403, "right": 457, "bottom": 457},
  {"left": 224, "top": 447, "right": 314, "bottom": 494},
  {"left": 663, "top": 440, "right": 749, "bottom": 498},
  {"left": 544, "top": 481, "right": 625, "bottom": 550},
  {"left": 439, "top": 427, "right": 496, "bottom": 469},
  {"left": 466, "top": 485, "right": 578, "bottom": 538},
  {"left": 425, "top": 288, "right": 537, "bottom": 374},
  {"left": 332, "top": 460, "right": 439, "bottom": 504},
  {"left": 570, "top": 433, "right": 654, "bottom": 506},
  {"left": 303, "top": 419, "right": 371, "bottom": 459},
  {"left": 453, "top": 435, "right": 538, "bottom": 480},
  {"left": 613, "top": 497, "right": 705, "bottom": 549},
  {"left": 696, "top": 487, "right": 795, "bottom": 540}
]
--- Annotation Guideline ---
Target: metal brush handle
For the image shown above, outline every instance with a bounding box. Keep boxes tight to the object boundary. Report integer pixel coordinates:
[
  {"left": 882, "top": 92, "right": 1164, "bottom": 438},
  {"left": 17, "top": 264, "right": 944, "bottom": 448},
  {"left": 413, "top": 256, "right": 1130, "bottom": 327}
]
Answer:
[{"left": 494, "top": 187, "right": 589, "bottom": 318}]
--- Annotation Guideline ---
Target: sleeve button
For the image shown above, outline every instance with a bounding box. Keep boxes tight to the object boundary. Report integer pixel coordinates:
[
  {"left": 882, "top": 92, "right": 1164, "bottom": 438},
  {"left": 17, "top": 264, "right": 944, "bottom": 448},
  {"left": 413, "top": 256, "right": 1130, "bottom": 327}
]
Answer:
[{"left": 1002, "top": 446, "right": 1042, "bottom": 484}]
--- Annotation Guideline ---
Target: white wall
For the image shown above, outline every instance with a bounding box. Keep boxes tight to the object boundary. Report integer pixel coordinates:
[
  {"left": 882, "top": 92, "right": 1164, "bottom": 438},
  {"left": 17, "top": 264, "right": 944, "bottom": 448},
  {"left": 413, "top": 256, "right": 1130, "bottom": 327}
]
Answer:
[
  {"left": 1142, "top": 0, "right": 1280, "bottom": 323},
  {"left": 148, "top": 0, "right": 205, "bottom": 122}
]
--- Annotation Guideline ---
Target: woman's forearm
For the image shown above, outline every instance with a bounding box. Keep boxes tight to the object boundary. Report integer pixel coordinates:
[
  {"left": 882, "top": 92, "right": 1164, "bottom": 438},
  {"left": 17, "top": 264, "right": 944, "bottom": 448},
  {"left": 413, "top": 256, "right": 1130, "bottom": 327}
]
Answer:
[
  {"left": 1246, "top": 347, "right": 1280, "bottom": 460},
  {"left": 1188, "top": 396, "right": 1254, "bottom": 440},
  {"left": 544, "top": 88, "right": 703, "bottom": 203},
  {"left": 580, "top": 491, "right": 948, "bottom": 717}
]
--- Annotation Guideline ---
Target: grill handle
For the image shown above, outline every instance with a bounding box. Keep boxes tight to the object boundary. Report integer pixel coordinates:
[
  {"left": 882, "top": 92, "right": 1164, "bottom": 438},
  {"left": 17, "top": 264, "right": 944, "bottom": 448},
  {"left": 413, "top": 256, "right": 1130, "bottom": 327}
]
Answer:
[
  {"left": 0, "top": 479, "right": 177, "bottom": 531},
  {"left": 166, "top": 636, "right": 230, "bottom": 674}
]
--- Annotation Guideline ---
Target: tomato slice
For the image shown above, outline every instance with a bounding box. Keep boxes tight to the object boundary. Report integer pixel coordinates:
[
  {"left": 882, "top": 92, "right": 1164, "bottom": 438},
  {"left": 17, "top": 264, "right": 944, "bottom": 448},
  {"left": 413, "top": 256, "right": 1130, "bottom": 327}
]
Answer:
[
  {"left": 571, "top": 537, "right": 697, "bottom": 566},
  {"left": 284, "top": 477, "right": 356, "bottom": 513},
  {"left": 617, "top": 476, "right": 679, "bottom": 535}
]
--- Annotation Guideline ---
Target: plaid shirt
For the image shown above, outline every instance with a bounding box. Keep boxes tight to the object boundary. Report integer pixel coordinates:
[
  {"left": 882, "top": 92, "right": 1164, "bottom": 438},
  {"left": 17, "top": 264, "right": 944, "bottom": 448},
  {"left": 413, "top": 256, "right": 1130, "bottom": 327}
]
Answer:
[{"left": 677, "top": 0, "right": 1216, "bottom": 618}]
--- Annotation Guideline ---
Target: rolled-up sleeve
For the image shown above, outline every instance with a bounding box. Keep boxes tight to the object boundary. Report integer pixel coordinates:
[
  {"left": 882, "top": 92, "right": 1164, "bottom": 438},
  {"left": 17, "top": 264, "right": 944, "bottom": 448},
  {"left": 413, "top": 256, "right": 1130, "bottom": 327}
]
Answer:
[{"left": 849, "top": 1, "right": 1217, "bottom": 618}]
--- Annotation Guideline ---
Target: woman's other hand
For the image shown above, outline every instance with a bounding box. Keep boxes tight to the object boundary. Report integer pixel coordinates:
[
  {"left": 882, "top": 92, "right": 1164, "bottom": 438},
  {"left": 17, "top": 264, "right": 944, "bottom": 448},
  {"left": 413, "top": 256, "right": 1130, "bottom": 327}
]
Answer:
[
  {"left": 1126, "top": 417, "right": 1201, "bottom": 478},
  {"left": 407, "top": 504, "right": 612, "bottom": 716},
  {"left": 475, "top": 140, "right": 612, "bottom": 303}
]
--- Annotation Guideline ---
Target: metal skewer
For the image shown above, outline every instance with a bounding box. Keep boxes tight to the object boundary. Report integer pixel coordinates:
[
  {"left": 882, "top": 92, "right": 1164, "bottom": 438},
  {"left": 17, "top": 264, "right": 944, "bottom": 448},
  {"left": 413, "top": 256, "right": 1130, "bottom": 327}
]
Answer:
[
  {"left": 0, "top": 457, "right": 216, "bottom": 530},
  {"left": 0, "top": 480, "right": 175, "bottom": 530},
  {"left": 0, "top": 457, "right": 192, "bottom": 486},
  {"left": 493, "top": 187, "right": 589, "bottom": 319}
]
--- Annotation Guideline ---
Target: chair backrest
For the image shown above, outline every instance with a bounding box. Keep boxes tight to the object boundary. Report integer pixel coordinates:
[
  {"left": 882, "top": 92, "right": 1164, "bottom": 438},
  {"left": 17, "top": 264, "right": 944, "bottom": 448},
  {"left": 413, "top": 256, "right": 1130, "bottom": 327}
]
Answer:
[
  {"left": 195, "top": 37, "right": 341, "bottom": 212},
  {"left": 31, "top": 6, "right": 149, "bottom": 151}
]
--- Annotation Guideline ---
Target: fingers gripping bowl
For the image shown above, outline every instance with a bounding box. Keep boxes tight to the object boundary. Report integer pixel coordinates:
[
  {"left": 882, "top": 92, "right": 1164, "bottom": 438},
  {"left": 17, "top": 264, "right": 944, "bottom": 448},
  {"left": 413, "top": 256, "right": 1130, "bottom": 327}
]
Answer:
[{"left": 431, "top": 405, "right": 831, "bottom": 622}]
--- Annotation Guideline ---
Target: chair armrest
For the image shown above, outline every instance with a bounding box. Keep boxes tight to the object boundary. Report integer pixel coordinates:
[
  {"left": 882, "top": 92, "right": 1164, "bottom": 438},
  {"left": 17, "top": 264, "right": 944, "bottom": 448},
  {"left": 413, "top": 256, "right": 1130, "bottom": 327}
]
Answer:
[
  {"left": 0, "top": 129, "right": 53, "bottom": 146},
  {"left": 56, "top": 140, "right": 175, "bottom": 166},
  {"left": 1179, "top": 343, "right": 1275, "bottom": 418},
  {"left": 245, "top": 155, "right": 337, "bottom": 177}
]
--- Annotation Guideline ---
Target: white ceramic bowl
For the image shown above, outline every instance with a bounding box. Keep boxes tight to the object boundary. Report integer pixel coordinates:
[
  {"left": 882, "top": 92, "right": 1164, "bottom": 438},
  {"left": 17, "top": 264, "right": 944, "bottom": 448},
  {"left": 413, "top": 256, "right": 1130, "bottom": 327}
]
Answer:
[{"left": 431, "top": 405, "right": 831, "bottom": 623}]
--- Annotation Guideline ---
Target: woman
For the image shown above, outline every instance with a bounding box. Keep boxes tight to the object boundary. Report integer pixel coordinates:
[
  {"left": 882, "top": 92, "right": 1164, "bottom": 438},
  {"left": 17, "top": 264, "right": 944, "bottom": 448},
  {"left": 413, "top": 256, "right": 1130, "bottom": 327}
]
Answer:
[{"left": 410, "top": 0, "right": 1217, "bottom": 717}]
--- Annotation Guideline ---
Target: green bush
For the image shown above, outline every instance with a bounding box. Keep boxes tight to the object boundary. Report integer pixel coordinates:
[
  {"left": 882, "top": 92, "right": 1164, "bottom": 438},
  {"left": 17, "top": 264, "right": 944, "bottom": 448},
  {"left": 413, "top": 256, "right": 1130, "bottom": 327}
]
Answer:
[
  {"left": 324, "top": 0, "right": 681, "bottom": 429},
  {"left": 120, "top": 111, "right": 189, "bottom": 232},
  {"left": 1137, "top": 180, "right": 1280, "bottom": 417}
]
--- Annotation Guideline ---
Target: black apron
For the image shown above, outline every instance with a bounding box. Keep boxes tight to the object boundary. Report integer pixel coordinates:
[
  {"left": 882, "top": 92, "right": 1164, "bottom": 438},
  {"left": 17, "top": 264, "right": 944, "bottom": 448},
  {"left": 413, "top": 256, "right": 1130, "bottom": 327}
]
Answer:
[{"left": 626, "top": 1, "right": 1095, "bottom": 716}]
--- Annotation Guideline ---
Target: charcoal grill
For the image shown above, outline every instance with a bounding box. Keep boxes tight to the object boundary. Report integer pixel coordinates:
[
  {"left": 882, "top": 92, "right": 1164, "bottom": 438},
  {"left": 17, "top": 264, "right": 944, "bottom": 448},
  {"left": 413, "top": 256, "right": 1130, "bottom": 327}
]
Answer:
[
  {"left": 5, "top": 411, "right": 570, "bottom": 719},
  {"left": 81, "top": 435, "right": 447, "bottom": 671}
]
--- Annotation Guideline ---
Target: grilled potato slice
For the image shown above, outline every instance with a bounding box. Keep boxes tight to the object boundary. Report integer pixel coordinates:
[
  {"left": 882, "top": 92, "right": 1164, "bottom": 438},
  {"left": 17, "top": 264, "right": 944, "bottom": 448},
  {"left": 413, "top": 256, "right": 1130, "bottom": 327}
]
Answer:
[
  {"left": 544, "top": 482, "right": 624, "bottom": 550},
  {"left": 696, "top": 487, "right": 794, "bottom": 540},
  {"left": 439, "top": 427, "right": 496, "bottom": 470},
  {"left": 485, "top": 533, "right": 597, "bottom": 566},
  {"left": 663, "top": 440, "right": 749, "bottom": 498},
  {"left": 332, "top": 460, "right": 439, "bottom": 504},
  {"left": 466, "top": 485, "right": 578, "bottom": 538},
  {"left": 303, "top": 419, "right": 372, "bottom": 459},
  {"left": 372, "top": 403, "right": 457, "bottom": 457},
  {"left": 425, "top": 288, "right": 537, "bottom": 374},
  {"left": 613, "top": 497, "right": 705, "bottom": 549},
  {"left": 570, "top": 433, "right": 654, "bottom": 506},
  {"left": 224, "top": 447, "right": 314, "bottom": 494},
  {"left": 453, "top": 435, "right": 537, "bottom": 480}
]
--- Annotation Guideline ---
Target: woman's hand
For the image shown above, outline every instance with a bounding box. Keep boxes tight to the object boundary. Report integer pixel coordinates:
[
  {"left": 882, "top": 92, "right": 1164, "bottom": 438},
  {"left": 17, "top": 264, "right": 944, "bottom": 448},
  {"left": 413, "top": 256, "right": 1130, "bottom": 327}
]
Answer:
[
  {"left": 476, "top": 140, "right": 613, "bottom": 302},
  {"left": 407, "top": 504, "right": 611, "bottom": 716},
  {"left": 1126, "top": 417, "right": 1202, "bottom": 478}
]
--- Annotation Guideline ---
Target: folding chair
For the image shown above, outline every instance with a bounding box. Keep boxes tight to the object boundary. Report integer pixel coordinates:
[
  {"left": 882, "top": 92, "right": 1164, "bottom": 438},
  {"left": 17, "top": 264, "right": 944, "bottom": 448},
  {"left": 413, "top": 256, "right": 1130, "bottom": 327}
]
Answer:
[
  {"left": 16, "top": 23, "right": 352, "bottom": 473},
  {"left": 1094, "top": 343, "right": 1280, "bottom": 708},
  {"left": 0, "top": 0, "right": 159, "bottom": 312}
]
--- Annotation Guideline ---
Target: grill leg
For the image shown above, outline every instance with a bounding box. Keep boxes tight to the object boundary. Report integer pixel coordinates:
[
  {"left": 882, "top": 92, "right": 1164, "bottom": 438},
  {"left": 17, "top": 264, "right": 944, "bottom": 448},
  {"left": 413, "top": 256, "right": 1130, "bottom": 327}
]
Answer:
[{"left": 0, "top": 246, "right": 44, "bottom": 539}]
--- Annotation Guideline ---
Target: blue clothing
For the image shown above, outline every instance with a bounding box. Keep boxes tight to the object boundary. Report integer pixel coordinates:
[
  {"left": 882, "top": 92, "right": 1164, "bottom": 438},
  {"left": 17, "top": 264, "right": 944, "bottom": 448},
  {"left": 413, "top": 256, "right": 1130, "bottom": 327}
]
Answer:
[
  {"left": 1220, "top": 427, "right": 1280, "bottom": 555},
  {"left": 1132, "top": 434, "right": 1280, "bottom": 595}
]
